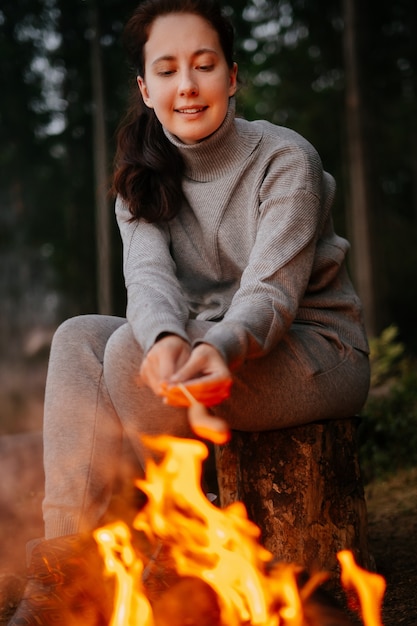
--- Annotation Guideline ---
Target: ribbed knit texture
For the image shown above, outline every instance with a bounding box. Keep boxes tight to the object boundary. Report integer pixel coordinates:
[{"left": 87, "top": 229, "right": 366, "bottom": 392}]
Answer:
[{"left": 116, "top": 98, "right": 368, "bottom": 368}]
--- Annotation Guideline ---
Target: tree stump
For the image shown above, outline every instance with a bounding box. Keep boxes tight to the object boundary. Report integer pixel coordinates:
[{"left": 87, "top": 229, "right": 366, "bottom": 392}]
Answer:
[{"left": 215, "top": 417, "right": 373, "bottom": 578}]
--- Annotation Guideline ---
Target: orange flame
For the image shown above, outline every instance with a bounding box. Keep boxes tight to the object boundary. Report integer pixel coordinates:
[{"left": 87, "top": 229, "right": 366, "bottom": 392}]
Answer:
[
  {"left": 95, "top": 433, "right": 386, "bottom": 626},
  {"left": 338, "top": 550, "right": 386, "bottom": 626}
]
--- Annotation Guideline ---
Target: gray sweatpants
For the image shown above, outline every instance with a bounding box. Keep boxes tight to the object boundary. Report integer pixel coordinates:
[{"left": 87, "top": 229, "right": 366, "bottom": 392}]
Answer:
[{"left": 42, "top": 314, "right": 369, "bottom": 538}]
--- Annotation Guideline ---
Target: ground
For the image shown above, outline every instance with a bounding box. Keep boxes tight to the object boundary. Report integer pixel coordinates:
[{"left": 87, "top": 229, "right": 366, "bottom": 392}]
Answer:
[{"left": 365, "top": 467, "right": 417, "bottom": 625}]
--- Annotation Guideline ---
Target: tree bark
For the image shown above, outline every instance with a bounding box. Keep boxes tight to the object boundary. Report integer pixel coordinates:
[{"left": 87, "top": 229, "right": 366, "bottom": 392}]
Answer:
[{"left": 215, "top": 418, "right": 373, "bottom": 579}]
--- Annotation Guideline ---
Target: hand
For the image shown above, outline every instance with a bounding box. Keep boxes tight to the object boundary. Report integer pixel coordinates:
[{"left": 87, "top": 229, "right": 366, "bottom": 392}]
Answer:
[
  {"left": 140, "top": 334, "right": 191, "bottom": 396},
  {"left": 169, "top": 342, "right": 231, "bottom": 388},
  {"left": 159, "top": 343, "right": 233, "bottom": 443}
]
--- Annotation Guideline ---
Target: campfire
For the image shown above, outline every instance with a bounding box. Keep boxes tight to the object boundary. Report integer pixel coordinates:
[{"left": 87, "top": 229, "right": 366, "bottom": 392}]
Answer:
[{"left": 94, "top": 392, "right": 386, "bottom": 626}]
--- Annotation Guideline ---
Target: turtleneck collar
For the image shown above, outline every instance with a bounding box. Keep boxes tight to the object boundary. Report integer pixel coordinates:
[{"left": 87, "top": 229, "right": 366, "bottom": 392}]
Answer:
[{"left": 162, "top": 98, "right": 261, "bottom": 182}]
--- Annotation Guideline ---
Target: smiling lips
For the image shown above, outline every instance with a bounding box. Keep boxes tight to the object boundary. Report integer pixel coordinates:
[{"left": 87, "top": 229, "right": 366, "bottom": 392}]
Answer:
[{"left": 176, "top": 106, "right": 208, "bottom": 114}]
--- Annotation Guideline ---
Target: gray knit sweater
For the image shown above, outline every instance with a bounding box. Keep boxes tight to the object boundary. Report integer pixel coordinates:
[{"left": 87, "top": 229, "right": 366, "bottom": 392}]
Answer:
[{"left": 116, "top": 99, "right": 369, "bottom": 369}]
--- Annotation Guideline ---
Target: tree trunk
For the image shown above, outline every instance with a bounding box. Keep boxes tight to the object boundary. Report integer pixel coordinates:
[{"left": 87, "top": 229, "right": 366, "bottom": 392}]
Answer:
[
  {"left": 342, "top": 0, "right": 377, "bottom": 337},
  {"left": 215, "top": 418, "right": 373, "bottom": 580},
  {"left": 409, "top": 4, "right": 417, "bottom": 229},
  {"left": 90, "top": 4, "right": 112, "bottom": 315}
]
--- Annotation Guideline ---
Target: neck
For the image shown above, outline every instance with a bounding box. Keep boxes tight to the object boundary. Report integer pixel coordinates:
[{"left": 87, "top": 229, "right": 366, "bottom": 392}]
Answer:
[{"left": 163, "top": 99, "right": 260, "bottom": 182}]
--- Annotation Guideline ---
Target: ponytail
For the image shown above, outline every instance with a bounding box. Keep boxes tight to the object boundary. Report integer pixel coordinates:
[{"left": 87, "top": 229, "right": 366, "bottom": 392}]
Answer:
[{"left": 112, "top": 91, "right": 186, "bottom": 222}]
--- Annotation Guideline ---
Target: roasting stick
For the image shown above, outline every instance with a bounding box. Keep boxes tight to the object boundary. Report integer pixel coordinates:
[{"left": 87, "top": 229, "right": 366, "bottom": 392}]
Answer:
[{"left": 177, "top": 383, "right": 231, "bottom": 445}]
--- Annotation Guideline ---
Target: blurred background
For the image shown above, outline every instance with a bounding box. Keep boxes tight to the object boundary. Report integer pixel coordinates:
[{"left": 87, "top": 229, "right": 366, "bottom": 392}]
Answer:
[{"left": 1, "top": 0, "right": 416, "bottom": 478}]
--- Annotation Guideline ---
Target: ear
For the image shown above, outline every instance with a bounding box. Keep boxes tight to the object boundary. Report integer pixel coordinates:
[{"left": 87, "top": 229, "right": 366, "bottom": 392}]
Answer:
[
  {"left": 228, "top": 62, "right": 238, "bottom": 97},
  {"left": 137, "top": 75, "right": 153, "bottom": 108}
]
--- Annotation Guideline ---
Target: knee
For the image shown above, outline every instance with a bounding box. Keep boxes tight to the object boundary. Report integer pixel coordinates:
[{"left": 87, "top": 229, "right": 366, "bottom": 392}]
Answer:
[
  {"left": 103, "top": 323, "right": 144, "bottom": 384},
  {"left": 51, "top": 315, "right": 95, "bottom": 351},
  {"left": 50, "top": 315, "right": 115, "bottom": 361}
]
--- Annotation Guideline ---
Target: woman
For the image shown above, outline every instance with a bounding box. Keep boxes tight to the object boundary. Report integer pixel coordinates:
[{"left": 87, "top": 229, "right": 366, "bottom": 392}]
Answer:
[{"left": 8, "top": 1, "right": 370, "bottom": 624}]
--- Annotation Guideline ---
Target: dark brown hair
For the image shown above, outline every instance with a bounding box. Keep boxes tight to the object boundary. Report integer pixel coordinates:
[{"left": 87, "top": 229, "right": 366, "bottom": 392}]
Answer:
[{"left": 112, "top": 0, "right": 236, "bottom": 222}]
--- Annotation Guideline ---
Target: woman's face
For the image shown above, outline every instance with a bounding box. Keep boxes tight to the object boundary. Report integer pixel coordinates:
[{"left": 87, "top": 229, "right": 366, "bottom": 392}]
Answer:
[{"left": 137, "top": 12, "right": 237, "bottom": 144}]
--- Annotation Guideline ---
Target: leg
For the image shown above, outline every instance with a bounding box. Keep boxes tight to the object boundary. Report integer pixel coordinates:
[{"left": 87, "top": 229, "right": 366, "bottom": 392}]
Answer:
[
  {"left": 42, "top": 314, "right": 126, "bottom": 538},
  {"left": 214, "top": 325, "right": 370, "bottom": 430},
  {"left": 102, "top": 323, "right": 194, "bottom": 463},
  {"left": 9, "top": 316, "right": 126, "bottom": 626},
  {"left": 102, "top": 320, "right": 369, "bottom": 437}
]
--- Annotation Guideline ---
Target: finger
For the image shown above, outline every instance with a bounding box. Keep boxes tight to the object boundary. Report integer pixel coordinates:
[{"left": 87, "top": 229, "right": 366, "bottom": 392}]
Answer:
[
  {"left": 171, "top": 357, "right": 229, "bottom": 384},
  {"left": 160, "top": 376, "right": 233, "bottom": 407}
]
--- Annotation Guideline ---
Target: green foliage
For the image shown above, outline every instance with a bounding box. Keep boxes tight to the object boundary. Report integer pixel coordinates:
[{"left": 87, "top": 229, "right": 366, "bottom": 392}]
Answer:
[
  {"left": 359, "top": 325, "right": 417, "bottom": 481},
  {"left": 368, "top": 324, "right": 405, "bottom": 388}
]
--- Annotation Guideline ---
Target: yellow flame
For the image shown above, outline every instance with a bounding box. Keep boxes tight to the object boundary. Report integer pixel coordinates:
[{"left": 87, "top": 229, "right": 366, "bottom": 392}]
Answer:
[
  {"left": 338, "top": 550, "right": 386, "bottom": 626},
  {"left": 95, "top": 434, "right": 386, "bottom": 626},
  {"left": 94, "top": 523, "right": 153, "bottom": 626},
  {"left": 135, "top": 435, "right": 276, "bottom": 626}
]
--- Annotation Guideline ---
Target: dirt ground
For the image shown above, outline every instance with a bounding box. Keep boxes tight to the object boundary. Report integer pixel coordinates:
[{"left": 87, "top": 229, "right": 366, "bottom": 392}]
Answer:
[{"left": 365, "top": 467, "right": 417, "bottom": 626}]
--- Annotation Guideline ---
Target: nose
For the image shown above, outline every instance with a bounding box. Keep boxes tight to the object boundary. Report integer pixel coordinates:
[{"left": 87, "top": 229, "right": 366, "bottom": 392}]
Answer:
[{"left": 178, "top": 70, "right": 198, "bottom": 97}]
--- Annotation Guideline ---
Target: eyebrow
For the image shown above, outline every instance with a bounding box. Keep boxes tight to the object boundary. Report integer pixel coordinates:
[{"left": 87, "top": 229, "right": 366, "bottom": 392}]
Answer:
[{"left": 151, "top": 48, "right": 219, "bottom": 66}]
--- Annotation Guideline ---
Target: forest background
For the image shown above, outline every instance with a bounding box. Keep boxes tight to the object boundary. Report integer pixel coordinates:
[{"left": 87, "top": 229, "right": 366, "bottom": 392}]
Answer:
[{"left": 1, "top": 0, "right": 417, "bottom": 471}]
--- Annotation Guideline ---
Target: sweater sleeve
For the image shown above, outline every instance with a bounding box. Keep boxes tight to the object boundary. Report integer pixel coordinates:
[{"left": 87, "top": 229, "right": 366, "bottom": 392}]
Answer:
[
  {"left": 115, "top": 196, "right": 190, "bottom": 353},
  {"left": 200, "top": 142, "right": 333, "bottom": 369}
]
